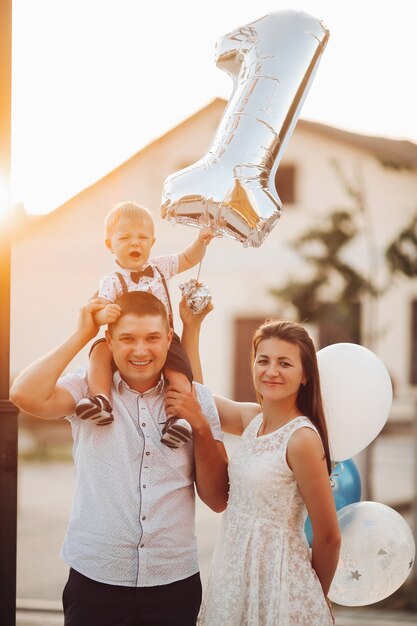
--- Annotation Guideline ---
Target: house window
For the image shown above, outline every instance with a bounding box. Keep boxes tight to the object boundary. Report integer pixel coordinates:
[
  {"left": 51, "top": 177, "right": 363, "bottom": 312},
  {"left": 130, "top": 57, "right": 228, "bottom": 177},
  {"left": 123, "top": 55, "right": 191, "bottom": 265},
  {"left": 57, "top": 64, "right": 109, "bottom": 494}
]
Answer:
[
  {"left": 411, "top": 300, "right": 417, "bottom": 385},
  {"left": 318, "top": 302, "right": 362, "bottom": 349},
  {"left": 233, "top": 317, "right": 267, "bottom": 401},
  {"left": 274, "top": 164, "right": 296, "bottom": 204}
]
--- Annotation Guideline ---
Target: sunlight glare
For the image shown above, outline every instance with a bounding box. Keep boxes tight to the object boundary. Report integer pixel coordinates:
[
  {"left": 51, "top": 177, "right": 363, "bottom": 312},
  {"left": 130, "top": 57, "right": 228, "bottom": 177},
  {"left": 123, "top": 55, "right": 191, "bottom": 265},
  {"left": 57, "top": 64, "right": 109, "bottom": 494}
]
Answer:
[
  {"left": 11, "top": 0, "right": 417, "bottom": 216},
  {"left": 0, "top": 172, "right": 10, "bottom": 220}
]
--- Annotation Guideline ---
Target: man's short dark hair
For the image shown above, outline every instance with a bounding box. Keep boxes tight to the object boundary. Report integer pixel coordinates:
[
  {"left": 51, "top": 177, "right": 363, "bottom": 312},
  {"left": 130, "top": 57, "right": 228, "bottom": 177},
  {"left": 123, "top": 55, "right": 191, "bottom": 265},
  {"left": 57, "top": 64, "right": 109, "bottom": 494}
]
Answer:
[{"left": 108, "top": 291, "right": 170, "bottom": 334}]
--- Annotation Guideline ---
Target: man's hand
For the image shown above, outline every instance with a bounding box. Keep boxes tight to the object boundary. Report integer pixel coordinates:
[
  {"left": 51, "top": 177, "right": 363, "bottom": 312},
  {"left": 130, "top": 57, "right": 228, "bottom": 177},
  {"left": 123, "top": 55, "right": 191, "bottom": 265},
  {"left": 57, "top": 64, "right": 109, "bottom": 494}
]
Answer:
[
  {"left": 179, "top": 295, "right": 214, "bottom": 328},
  {"left": 77, "top": 299, "right": 107, "bottom": 342},
  {"left": 165, "top": 385, "right": 208, "bottom": 434}
]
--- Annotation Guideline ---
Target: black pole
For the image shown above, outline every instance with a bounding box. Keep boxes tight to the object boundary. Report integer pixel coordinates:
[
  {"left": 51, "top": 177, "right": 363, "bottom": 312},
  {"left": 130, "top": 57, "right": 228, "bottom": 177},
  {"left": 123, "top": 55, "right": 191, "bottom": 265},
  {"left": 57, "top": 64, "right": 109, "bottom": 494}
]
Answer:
[{"left": 0, "top": 0, "right": 18, "bottom": 624}]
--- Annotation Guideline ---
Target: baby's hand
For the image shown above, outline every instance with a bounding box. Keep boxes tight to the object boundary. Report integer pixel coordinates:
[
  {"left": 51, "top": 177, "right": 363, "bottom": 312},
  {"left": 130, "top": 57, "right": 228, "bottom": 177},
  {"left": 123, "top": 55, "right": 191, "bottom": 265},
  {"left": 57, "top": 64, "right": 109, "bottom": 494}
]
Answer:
[
  {"left": 93, "top": 303, "right": 122, "bottom": 326},
  {"left": 198, "top": 226, "right": 216, "bottom": 246},
  {"left": 102, "top": 304, "right": 121, "bottom": 324}
]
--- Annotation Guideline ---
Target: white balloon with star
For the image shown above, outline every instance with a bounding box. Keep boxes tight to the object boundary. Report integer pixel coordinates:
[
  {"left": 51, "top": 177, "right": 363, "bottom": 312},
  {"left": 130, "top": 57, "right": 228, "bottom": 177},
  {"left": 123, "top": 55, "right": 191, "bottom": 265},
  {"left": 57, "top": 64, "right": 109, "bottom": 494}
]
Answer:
[{"left": 329, "top": 501, "right": 415, "bottom": 606}]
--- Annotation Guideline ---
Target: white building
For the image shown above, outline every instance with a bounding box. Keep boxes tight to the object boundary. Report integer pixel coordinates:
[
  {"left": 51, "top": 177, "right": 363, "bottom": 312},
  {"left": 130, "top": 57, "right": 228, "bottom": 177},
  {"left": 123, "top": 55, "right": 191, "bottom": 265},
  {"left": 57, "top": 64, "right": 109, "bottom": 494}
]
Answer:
[{"left": 11, "top": 98, "right": 417, "bottom": 415}]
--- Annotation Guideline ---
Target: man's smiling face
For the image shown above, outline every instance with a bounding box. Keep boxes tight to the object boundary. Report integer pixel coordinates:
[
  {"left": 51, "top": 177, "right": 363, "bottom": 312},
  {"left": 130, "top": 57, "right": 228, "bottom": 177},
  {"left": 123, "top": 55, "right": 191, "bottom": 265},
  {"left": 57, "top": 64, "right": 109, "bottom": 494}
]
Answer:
[{"left": 106, "top": 313, "right": 172, "bottom": 392}]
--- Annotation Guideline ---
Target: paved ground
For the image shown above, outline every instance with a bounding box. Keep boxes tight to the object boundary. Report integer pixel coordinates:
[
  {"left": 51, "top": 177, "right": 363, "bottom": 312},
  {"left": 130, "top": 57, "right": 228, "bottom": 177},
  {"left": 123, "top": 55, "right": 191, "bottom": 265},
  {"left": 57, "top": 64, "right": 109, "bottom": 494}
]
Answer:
[
  {"left": 14, "top": 607, "right": 417, "bottom": 626},
  {"left": 15, "top": 432, "right": 417, "bottom": 625}
]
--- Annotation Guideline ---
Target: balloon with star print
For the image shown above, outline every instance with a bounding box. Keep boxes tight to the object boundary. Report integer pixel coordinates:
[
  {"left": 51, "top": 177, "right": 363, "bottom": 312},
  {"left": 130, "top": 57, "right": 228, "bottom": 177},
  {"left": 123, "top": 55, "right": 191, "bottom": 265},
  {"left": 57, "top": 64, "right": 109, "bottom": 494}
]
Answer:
[{"left": 328, "top": 501, "right": 415, "bottom": 606}]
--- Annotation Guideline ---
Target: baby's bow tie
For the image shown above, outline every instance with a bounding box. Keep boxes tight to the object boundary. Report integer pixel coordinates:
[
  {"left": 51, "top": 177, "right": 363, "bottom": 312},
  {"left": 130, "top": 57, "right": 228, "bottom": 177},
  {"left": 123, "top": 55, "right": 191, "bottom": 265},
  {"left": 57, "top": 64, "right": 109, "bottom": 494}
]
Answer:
[{"left": 130, "top": 266, "right": 154, "bottom": 283}]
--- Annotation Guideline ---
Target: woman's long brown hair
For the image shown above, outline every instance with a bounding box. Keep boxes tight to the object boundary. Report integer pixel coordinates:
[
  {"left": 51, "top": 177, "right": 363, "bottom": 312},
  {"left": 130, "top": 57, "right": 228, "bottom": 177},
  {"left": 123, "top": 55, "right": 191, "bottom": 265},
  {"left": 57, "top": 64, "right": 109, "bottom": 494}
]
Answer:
[{"left": 252, "top": 320, "right": 332, "bottom": 475}]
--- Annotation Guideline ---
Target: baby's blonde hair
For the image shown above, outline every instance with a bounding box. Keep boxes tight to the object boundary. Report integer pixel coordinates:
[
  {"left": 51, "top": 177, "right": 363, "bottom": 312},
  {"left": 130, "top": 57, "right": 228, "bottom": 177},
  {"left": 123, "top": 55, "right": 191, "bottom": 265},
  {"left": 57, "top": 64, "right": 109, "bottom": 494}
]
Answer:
[{"left": 105, "top": 202, "right": 154, "bottom": 238}]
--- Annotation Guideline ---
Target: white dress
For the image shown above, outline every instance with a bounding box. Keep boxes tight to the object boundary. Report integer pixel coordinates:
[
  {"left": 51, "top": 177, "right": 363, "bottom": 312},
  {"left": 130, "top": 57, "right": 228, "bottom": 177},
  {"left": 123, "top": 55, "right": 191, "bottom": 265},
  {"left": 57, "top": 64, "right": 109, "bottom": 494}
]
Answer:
[{"left": 199, "top": 415, "right": 333, "bottom": 626}]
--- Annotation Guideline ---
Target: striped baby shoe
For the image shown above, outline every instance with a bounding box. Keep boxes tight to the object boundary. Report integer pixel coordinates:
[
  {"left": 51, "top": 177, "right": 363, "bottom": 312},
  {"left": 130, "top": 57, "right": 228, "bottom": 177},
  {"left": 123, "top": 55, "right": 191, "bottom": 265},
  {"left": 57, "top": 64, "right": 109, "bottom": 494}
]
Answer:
[
  {"left": 161, "top": 418, "right": 192, "bottom": 448},
  {"left": 75, "top": 394, "right": 114, "bottom": 426}
]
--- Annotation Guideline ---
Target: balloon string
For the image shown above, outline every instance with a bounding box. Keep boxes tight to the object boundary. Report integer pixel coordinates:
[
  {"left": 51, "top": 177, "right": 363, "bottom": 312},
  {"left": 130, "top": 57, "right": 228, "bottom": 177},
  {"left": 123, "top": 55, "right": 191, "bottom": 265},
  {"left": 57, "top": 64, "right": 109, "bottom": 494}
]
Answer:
[
  {"left": 330, "top": 462, "right": 345, "bottom": 482},
  {"left": 196, "top": 260, "right": 202, "bottom": 284}
]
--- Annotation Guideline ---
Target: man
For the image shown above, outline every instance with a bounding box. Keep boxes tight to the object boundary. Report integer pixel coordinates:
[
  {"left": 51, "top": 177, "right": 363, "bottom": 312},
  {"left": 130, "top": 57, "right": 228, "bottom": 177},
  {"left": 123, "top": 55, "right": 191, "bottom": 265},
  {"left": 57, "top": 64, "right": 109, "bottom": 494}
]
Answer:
[{"left": 11, "top": 291, "right": 229, "bottom": 626}]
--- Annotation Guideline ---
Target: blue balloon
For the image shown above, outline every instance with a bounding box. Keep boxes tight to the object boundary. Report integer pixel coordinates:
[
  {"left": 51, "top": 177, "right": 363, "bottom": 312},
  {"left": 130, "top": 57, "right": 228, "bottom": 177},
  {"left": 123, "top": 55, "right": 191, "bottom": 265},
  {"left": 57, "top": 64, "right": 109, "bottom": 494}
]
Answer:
[{"left": 304, "top": 458, "right": 361, "bottom": 546}]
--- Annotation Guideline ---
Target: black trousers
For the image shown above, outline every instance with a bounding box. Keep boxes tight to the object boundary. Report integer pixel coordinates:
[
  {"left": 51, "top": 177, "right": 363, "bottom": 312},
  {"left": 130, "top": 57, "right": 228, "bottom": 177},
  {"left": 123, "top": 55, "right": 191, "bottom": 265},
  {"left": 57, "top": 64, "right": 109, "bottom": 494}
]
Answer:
[{"left": 63, "top": 569, "right": 202, "bottom": 626}]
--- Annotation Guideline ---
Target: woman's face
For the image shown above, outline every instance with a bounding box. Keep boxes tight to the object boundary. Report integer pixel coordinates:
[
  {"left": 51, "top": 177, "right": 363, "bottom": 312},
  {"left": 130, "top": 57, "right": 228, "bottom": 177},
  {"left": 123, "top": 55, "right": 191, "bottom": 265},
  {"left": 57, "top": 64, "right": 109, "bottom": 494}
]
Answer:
[{"left": 253, "top": 337, "right": 306, "bottom": 404}]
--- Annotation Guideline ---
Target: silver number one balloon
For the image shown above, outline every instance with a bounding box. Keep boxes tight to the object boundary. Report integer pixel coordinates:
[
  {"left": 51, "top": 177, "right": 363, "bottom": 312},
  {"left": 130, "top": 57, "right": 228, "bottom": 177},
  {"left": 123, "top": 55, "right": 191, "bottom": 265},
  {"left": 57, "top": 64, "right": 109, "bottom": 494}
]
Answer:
[{"left": 161, "top": 10, "right": 330, "bottom": 247}]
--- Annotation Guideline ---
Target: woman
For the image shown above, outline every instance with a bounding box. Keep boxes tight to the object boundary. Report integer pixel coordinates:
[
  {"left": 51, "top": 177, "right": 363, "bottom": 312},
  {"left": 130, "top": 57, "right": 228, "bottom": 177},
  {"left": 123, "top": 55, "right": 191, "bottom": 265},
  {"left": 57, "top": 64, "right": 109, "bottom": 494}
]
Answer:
[{"left": 170, "top": 306, "right": 341, "bottom": 625}]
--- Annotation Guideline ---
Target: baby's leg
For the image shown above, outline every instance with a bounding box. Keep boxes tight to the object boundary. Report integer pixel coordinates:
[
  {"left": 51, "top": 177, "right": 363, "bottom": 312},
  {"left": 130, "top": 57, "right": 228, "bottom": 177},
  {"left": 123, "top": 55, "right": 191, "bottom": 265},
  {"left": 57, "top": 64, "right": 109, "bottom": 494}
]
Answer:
[
  {"left": 164, "top": 369, "right": 192, "bottom": 399},
  {"left": 89, "top": 340, "right": 113, "bottom": 398},
  {"left": 161, "top": 368, "right": 192, "bottom": 448},
  {"left": 75, "top": 340, "right": 114, "bottom": 425}
]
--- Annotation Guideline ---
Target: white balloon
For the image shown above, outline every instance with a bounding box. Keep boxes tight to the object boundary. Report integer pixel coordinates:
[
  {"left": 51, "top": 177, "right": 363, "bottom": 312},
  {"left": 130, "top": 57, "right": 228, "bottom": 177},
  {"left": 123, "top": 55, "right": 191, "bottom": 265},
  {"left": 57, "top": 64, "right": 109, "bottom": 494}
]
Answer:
[
  {"left": 317, "top": 343, "right": 392, "bottom": 461},
  {"left": 329, "top": 502, "right": 415, "bottom": 606}
]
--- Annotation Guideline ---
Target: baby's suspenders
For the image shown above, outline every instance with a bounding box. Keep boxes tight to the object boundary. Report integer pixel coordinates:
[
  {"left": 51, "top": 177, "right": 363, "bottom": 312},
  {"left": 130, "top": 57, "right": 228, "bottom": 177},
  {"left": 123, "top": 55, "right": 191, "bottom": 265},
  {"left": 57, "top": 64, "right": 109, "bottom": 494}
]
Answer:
[
  {"left": 153, "top": 267, "right": 175, "bottom": 329},
  {"left": 115, "top": 268, "right": 174, "bottom": 329},
  {"left": 115, "top": 272, "right": 129, "bottom": 295}
]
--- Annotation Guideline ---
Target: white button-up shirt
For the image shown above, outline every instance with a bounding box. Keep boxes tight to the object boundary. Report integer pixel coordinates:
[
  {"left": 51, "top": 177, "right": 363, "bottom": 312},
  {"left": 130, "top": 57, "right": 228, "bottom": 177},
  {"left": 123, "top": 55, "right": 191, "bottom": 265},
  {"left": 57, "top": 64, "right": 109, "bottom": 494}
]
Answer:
[{"left": 58, "top": 369, "right": 223, "bottom": 587}]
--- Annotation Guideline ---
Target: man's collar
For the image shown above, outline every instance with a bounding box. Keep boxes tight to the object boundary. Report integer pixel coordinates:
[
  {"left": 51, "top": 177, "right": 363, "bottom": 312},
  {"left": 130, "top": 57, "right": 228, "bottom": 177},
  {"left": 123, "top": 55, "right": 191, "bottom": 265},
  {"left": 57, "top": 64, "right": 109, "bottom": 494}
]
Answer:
[{"left": 113, "top": 370, "right": 165, "bottom": 396}]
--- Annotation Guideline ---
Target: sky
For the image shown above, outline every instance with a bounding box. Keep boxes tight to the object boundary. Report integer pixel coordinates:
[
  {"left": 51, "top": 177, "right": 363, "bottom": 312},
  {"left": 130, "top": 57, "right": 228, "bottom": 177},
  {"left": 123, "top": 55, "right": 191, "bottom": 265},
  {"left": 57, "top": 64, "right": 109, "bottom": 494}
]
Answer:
[{"left": 10, "top": 0, "right": 417, "bottom": 215}]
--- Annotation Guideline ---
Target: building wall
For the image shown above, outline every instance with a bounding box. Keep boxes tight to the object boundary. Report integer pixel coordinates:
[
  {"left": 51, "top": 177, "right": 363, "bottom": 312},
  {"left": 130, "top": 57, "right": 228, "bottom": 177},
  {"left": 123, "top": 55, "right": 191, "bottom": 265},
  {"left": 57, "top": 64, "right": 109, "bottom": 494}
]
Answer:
[{"left": 11, "top": 101, "right": 417, "bottom": 412}]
